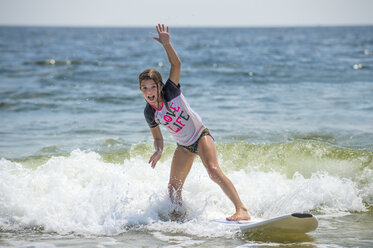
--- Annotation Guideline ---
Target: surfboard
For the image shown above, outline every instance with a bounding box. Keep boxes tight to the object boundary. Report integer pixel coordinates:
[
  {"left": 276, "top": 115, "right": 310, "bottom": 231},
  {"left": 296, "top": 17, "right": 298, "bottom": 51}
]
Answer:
[{"left": 213, "top": 213, "right": 318, "bottom": 234}]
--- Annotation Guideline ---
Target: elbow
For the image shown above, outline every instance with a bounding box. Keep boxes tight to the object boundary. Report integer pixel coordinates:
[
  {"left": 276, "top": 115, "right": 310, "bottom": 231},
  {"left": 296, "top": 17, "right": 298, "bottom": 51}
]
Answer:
[
  {"left": 170, "top": 56, "right": 181, "bottom": 67},
  {"left": 172, "top": 59, "right": 181, "bottom": 68}
]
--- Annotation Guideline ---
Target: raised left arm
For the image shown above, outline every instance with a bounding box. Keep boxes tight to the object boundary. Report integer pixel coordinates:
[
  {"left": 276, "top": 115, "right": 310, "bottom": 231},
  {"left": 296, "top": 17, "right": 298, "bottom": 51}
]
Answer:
[{"left": 153, "top": 24, "right": 181, "bottom": 85}]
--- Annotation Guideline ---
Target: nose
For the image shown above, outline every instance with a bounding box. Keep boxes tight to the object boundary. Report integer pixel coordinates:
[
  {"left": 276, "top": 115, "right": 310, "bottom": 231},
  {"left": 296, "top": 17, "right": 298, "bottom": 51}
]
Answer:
[{"left": 146, "top": 88, "right": 153, "bottom": 95}]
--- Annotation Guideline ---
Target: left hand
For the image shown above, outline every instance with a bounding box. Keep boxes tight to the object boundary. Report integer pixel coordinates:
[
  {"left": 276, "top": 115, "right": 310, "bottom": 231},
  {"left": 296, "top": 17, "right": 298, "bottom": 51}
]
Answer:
[{"left": 153, "top": 24, "right": 170, "bottom": 45}]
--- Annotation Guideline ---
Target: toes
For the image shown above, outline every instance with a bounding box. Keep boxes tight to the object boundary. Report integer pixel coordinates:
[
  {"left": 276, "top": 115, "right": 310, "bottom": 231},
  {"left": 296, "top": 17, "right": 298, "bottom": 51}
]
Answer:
[
  {"left": 226, "top": 215, "right": 238, "bottom": 221},
  {"left": 226, "top": 213, "right": 251, "bottom": 221}
]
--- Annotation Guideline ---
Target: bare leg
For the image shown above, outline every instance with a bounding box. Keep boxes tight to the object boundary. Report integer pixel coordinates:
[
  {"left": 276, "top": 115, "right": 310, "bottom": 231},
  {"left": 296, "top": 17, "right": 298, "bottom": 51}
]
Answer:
[
  {"left": 168, "top": 146, "right": 196, "bottom": 208},
  {"left": 198, "top": 135, "right": 251, "bottom": 221}
]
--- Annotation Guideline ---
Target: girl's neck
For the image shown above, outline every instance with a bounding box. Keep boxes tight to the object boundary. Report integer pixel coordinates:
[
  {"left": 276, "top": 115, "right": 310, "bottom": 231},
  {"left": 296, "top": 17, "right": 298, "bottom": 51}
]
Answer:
[{"left": 152, "top": 99, "right": 163, "bottom": 110}]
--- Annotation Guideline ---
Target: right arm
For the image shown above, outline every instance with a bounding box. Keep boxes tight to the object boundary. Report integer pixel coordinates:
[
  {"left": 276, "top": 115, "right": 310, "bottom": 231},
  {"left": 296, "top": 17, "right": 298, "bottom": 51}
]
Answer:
[{"left": 149, "top": 125, "right": 164, "bottom": 168}]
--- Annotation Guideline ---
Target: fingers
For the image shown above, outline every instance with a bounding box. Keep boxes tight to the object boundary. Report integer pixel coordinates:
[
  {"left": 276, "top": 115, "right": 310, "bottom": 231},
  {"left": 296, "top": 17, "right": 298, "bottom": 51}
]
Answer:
[
  {"left": 151, "top": 159, "right": 158, "bottom": 168},
  {"left": 156, "top": 24, "right": 160, "bottom": 35},
  {"left": 148, "top": 152, "right": 157, "bottom": 164},
  {"left": 149, "top": 152, "right": 161, "bottom": 168},
  {"left": 148, "top": 155, "right": 156, "bottom": 168},
  {"left": 150, "top": 156, "right": 159, "bottom": 168},
  {"left": 153, "top": 24, "right": 170, "bottom": 45},
  {"left": 152, "top": 37, "right": 161, "bottom": 43},
  {"left": 156, "top": 24, "right": 169, "bottom": 33}
]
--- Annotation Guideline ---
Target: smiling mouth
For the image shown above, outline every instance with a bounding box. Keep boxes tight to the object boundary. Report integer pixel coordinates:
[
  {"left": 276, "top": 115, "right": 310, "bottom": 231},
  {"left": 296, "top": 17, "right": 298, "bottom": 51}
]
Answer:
[{"left": 148, "top": 95, "right": 155, "bottom": 101}]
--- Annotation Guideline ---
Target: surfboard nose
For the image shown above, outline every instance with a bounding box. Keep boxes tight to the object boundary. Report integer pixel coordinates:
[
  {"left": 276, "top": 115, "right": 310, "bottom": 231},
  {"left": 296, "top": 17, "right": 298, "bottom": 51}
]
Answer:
[
  {"left": 291, "top": 213, "right": 313, "bottom": 218},
  {"left": 289, "top": 213, "right": 318, "bottom": 233}
]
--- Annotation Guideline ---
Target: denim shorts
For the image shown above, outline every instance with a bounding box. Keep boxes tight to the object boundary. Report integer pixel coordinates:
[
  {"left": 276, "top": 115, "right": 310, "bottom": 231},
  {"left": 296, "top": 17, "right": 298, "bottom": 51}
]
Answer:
[{"left": 177, "top": 128, "right": 213, "bottom": 154}]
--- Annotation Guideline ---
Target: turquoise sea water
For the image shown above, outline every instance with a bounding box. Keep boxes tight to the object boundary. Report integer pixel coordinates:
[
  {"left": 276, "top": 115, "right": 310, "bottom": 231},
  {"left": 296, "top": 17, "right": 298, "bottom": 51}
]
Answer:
[{"left": 0, "top": 26, "right": 373, "bottom": 247}]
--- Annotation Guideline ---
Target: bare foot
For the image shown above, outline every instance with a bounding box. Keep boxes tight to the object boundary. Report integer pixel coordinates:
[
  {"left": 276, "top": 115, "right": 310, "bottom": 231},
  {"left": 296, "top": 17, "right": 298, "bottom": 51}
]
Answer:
[
  {"left": 226, "top": 208, "right": 251, "bottom": 221},
  {"left": 169, "top": 209, "right": 187, "bottom": 222}
]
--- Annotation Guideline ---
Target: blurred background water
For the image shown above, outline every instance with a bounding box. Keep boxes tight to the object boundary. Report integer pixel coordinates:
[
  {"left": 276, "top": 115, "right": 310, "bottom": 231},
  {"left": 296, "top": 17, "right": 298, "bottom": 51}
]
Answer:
[{"left": 0, "top": 26, "right": 372, "bottom": 247}]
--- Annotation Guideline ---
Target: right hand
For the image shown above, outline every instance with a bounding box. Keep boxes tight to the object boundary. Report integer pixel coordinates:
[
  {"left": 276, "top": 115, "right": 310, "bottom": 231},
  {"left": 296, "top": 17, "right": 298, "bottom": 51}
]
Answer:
[{"left": 149, "top": 150, "right": 162, "bottom": 168}]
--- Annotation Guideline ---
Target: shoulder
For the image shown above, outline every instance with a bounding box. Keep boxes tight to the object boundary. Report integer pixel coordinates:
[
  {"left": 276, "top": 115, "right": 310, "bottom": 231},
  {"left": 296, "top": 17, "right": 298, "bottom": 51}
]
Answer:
[
  {"left": 144, "top": 103, "right": 155, "bottom": 115},
  {"left": 163, "top": 78, "right": 181, "bottom": 101},
  {"left": 165, "top": 78, "right": 181, "bottom": 89},
  {"left": 144, "top": 103, "right": 158, "bottom": 128}
]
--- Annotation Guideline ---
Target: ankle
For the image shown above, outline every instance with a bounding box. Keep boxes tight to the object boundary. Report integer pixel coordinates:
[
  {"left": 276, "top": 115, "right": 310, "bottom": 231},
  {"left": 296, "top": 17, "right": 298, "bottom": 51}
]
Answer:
[{"left": 236, "top": 207, "right": 248, "bottom": 212}]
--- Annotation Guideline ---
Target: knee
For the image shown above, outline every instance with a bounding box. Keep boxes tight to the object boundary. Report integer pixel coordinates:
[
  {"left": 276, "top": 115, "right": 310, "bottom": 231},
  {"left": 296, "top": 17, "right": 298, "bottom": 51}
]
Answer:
[{"left": 206, "top": 164, "right": 223, "bottom": 183}]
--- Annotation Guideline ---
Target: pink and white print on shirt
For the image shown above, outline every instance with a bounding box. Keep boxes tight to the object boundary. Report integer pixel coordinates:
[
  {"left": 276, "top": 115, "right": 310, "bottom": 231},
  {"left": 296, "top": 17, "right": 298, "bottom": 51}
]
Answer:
[{"left": 144, "top": 79, "right": 205, "bottom": 146}]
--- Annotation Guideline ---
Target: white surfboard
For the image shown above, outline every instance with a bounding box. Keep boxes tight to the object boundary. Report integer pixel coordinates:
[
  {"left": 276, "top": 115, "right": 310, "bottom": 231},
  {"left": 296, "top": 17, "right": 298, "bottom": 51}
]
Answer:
[{"left": 213, "top": 213, "right": 318, "bottom": 234}]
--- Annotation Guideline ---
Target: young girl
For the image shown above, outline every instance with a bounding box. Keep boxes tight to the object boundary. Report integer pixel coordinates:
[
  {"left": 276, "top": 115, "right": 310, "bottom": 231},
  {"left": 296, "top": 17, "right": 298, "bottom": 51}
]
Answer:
[{"left": 139, "top": 24, "right": 250, "bottom": 221}]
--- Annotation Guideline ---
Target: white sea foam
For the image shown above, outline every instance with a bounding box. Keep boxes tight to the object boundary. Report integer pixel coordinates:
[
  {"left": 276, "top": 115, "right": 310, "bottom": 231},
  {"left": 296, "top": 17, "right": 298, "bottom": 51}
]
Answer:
[{"left": 0, "top": 149, "right": 369, "bottom": 236}]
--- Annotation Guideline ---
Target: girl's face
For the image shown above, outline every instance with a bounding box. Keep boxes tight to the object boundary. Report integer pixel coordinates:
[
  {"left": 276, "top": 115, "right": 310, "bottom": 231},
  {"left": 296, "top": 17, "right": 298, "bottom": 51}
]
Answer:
[{"left": 140, "top": 79, "right": 162, "bottom": 106}]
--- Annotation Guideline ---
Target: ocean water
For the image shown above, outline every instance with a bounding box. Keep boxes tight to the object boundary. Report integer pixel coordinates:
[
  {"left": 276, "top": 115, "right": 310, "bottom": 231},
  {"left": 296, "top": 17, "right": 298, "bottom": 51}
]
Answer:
[{"left": 0, "top": 26, "right": 373, "bottom": 247}]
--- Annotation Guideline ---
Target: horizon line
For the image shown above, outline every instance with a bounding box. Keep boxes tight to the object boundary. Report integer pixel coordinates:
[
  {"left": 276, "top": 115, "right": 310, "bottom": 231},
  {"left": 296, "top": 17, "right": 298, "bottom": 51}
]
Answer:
[{"left": 1, "top": 23, "right": 373, "bottom": 29}]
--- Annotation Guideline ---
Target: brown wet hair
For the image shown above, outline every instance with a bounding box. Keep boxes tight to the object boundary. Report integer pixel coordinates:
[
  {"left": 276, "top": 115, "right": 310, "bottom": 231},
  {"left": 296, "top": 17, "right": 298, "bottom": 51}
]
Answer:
[{"left": 139, "top": 69, "right": 173, "bottom": 113}]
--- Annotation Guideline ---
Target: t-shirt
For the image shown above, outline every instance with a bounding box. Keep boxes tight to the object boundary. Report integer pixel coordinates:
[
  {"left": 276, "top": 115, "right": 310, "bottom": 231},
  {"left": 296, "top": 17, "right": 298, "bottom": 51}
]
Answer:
[{"left": 144, "top": 79, "right": 205, "bottom": 146}]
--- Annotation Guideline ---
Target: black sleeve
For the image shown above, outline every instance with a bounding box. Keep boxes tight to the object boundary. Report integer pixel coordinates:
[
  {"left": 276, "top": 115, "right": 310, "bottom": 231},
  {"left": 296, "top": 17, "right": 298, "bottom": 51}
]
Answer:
[
  {"left": 163, "top": 78, "right": 181, "bottom": 102},
  {"left": 144, "top": 104, "right": 158, "bottom": 128}
]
